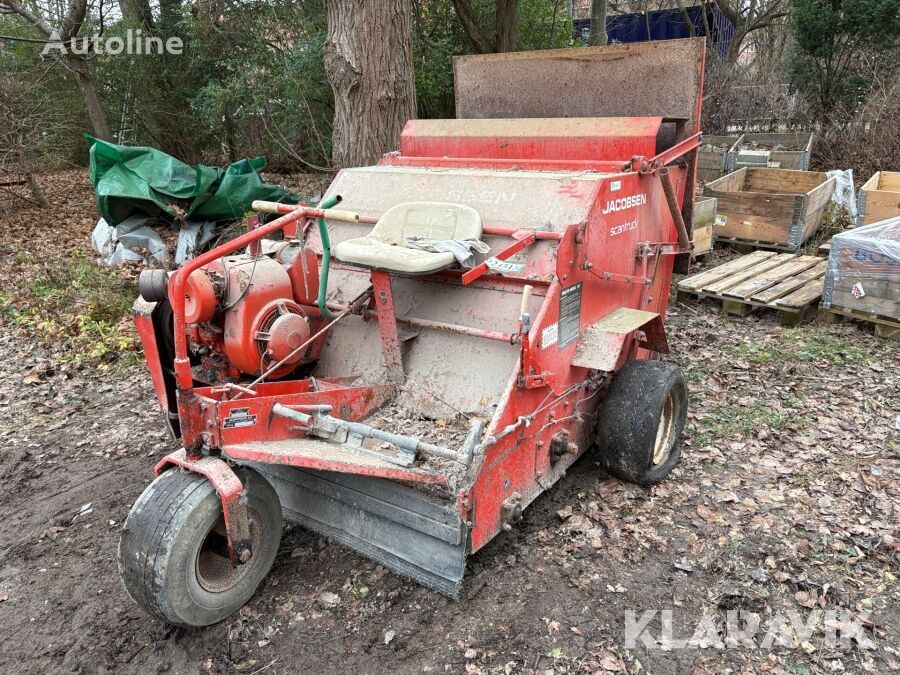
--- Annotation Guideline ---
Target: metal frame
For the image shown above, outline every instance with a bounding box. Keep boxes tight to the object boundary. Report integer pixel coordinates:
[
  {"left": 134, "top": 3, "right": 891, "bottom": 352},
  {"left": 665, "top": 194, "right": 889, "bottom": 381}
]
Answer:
[{"left": 133, "top": 39, "right": 706, "bottom": 589}]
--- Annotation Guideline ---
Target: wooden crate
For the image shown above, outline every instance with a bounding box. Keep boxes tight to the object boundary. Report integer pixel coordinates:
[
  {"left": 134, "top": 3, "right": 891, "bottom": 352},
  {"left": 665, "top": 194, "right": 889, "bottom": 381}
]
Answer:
[
  {"left": 704, "top": 168, "right": 836, "bottom": 252},
  {"left": 691, "top": 196, "right": 717, "bottom": 257},
  {"left": 699, "top": 134, "right": 741, "bottom": 183},
  {"left": 677, "top": 250, "right": 828, "bottom": 324},
  {"left": 731, "top": 132, "right": 814, "bottom": 171},
  {"left": 821, "top": 221, "right": 900, "bottom": 325},
  {"left": 856, "top": 171, "right": 900, "bottom": 227}
]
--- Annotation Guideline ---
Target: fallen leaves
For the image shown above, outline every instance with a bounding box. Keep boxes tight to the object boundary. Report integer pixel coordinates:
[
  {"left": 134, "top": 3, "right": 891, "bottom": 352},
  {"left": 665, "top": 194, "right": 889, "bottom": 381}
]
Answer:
[
  {"left": 22, "top": 369, "right": 44, "bottom": 384},
  {"left": 696, "top": 504, "right": 727, "bottom": 526}
]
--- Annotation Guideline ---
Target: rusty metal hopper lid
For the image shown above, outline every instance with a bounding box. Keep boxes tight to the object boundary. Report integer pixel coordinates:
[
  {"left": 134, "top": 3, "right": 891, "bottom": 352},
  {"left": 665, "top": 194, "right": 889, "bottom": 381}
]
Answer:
[
  {"left": 322, "top": 165, "right": 607, "bottom": 234},
  {"left": 453, "top": 38, "right": 705, "bottom": 140}
]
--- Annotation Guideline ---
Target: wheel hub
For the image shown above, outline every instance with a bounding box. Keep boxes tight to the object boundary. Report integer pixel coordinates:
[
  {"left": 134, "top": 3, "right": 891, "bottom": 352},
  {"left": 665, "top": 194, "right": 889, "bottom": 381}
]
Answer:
[
  {"left": 195, "top": 510, "right": 263, "bottom": 593},
  {"left": 652, "top": 390, "right": 676, "bottom": 466}
]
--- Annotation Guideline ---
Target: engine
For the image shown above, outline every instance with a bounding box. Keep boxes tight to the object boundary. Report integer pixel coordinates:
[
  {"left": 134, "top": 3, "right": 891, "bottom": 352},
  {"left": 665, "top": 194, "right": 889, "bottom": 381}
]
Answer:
[{"left": 144, "top": 240, "right": 321, "bottom": 385}]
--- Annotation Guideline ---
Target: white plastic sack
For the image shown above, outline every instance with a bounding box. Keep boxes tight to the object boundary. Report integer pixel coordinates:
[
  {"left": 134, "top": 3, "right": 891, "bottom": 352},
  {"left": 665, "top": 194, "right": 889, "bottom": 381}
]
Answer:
[
  {"left": 826, "top": 169, "right": 857, "bottom": 220},
  {"left": 175, "top": 220, "right": 217, "bottom": 265},
  {"left": 91, "top": 218, "right": 116, "bottom": 260},
  {"left": 91, "top": 215, "right": 169, "bottom": 267}
]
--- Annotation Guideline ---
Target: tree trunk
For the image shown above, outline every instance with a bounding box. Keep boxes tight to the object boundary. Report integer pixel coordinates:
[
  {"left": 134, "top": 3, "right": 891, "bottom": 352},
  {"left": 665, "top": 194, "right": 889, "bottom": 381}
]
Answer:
[
  {"left": 452, "top": 0, "right": 518, "bottom": 53},
  {"left": 452, "top": 0, "right": 493, "bottom": 53},
  {"left": 119, "top": 0, "right": 154, "bottom": 28},
  {"left": 675, "top": 0, "right": 696, "bottom": 38},
  {"left": 67, "top": 54, "right": 113, "bottom": 141},
  {"left": 725, "top": 26, "right": 747, "bottom": 63},
  {"left": 325, "top": 0, "right": 417, "bottom": 168},
  {"left": 589, "top": 0, "right": 608, "bottom": 46},
  {"left": 495, "top": 0, "right": 518, "bottom": 52},
  {"left": 3, "top": 0, "right": 113, "bottom": 141},
  {"left": 27, "top": 173, "right": 47, "bottom": 207}
]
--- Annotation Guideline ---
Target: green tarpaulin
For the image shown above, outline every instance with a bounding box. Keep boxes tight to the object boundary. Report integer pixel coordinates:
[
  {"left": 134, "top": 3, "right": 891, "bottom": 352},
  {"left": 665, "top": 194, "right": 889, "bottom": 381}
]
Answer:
[{"left": 85, "top": 135, "right": 300, "bottom": 226}]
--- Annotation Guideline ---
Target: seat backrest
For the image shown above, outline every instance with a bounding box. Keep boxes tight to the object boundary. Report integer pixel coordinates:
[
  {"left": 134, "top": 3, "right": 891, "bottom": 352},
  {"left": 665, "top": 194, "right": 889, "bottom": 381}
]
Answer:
[{"left": 370, "top": 202, "right": 482, "bottom": 245}]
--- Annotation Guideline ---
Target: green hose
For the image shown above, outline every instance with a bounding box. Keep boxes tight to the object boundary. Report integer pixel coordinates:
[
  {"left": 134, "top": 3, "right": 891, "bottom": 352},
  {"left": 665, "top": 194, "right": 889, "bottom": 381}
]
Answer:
[{"left": 316, "top": 195, "right": 340, "bottom": 319}]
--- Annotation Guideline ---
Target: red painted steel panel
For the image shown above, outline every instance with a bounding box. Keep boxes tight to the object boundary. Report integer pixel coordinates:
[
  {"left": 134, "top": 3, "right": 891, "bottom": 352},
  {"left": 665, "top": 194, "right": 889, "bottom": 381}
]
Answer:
[{"left": 400, "top": 118, "right": 662, "bottom": 162}]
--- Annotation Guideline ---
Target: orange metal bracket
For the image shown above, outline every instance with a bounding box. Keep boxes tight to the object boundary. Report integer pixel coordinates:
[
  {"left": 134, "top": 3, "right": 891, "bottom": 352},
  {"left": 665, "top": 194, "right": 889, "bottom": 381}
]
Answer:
[{"left": 155, "top": 449, "right": 252, "bottom": 566}]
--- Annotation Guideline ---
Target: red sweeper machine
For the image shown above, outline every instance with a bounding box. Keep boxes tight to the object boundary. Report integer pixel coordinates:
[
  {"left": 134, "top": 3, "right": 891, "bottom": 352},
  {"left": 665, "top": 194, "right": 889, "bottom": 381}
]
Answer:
[{"left": 119, "top": 39, "right": 705, "bottom": 627}]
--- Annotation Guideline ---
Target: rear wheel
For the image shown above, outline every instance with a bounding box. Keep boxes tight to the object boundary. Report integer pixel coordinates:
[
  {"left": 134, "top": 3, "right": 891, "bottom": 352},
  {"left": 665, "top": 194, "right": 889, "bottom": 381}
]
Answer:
[
  {"left": 118, "top": 467, "right": 282, "bottom": 627},
  {"left": 596, "top": 359, "right": 688, "bottom": 486}
]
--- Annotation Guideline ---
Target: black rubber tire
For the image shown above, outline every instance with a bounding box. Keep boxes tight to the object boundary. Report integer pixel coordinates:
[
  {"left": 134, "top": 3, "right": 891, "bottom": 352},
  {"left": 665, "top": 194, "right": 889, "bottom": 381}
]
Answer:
[
  {"left": 596, "top": 359, "right": 688, "bottom": 486},
  {"left": 118, "top": 467, "right": 282, "bottom": 628}
]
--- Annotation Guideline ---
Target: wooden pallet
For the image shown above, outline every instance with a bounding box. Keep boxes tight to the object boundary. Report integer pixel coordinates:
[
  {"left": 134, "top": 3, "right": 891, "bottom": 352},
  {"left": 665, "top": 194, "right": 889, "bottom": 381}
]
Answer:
[
  {"left": 715, "top": 235, "right": 801, "bottom": 253},
  {"left": 677, "top": 250, "right": 828, "bottom": 324},
  {"left": 820, "top": 305, "right": 900, "bottom": 339}
]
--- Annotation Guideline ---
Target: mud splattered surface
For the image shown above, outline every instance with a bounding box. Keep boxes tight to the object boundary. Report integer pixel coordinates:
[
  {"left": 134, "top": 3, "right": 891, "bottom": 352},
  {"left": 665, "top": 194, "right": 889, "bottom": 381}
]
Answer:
[{"left": 0, "top": 173, "right": 897, "bottom": 674}]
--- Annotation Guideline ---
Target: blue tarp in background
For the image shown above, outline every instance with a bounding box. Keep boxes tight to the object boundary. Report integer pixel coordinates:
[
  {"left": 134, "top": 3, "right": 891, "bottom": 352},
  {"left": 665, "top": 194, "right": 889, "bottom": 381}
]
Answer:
[{"left": 574, "top": 3, "right": 733, "bottom": 56}]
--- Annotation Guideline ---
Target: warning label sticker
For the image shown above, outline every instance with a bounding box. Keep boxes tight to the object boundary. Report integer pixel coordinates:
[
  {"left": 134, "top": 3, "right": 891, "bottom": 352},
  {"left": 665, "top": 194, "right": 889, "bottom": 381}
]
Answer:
[
  {"left": 558, "top": 283, "right": 582, "bottom": 349},
  {"left": 223, "top": 407, "right": 257, "bottom": 429},
  {"left": 541, "top": 322, "right": 559, "bottom": 349}
]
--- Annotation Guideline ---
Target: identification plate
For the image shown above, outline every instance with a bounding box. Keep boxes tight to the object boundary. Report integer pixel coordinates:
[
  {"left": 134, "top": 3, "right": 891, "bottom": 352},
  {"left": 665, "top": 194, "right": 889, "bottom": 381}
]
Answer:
[
  {"left": 486, "top": 257, "right": 526, "bottom": 274},
  {"left": 223, "top": 408, "right": 257, "bottom": 429}
]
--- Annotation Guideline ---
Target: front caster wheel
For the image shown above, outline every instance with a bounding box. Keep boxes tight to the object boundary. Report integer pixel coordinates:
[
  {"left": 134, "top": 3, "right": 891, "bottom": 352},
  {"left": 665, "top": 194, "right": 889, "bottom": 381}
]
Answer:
[
  {"left": 596, "top": 359, "right": 688, "bottom": 486},
  {"left": 118, "top": 467, "right": 282, "bottom": 627}
]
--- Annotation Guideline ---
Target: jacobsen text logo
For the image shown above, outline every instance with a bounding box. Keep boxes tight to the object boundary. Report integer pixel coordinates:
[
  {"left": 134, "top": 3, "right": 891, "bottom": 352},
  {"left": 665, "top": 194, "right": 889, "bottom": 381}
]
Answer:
[{"left": 602, "top": 193, "right": 647, "bottom": 214}]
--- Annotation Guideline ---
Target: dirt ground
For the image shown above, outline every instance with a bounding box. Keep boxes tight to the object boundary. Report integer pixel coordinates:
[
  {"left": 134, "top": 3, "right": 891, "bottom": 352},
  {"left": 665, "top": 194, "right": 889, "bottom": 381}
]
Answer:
[{"left": 0, "top": 173, "right": 897, "bottom": 674}]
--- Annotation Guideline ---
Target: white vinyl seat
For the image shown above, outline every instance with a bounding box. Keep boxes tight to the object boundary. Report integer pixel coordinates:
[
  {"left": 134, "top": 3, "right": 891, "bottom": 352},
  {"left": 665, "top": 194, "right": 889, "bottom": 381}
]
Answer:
[{"left": 333, "top": 201, "right": 483, "bottom": 274}]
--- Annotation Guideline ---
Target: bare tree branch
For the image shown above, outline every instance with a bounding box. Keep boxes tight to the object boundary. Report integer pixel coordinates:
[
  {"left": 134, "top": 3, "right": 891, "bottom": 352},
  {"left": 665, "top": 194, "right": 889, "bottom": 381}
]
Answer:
[
  {"left": 60, "top": 0, "right": 88, "bottom": 41},
  {"left": 451, "top": 0, "right": 493, "bottom": 53},
  {"left": 0, "top": 0, "right": 55, "bottom": 37}
]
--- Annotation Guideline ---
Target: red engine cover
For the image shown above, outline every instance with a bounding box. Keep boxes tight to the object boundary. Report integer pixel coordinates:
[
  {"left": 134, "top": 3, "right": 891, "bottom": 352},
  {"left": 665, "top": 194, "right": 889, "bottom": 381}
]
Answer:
[{"left": 220, "top": 255, "right": 310, "bottom": 377}]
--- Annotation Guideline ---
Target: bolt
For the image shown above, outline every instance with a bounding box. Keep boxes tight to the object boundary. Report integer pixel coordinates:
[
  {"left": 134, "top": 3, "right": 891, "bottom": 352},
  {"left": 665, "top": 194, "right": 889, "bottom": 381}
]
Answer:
[{"left": 238, "top": 548, "right": 252, "bottom": 564}]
